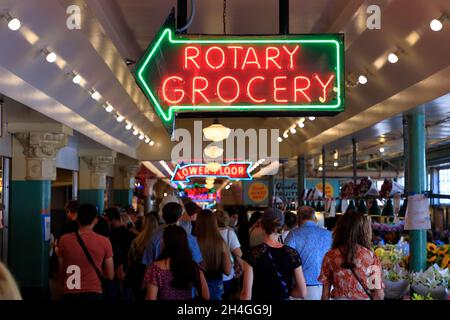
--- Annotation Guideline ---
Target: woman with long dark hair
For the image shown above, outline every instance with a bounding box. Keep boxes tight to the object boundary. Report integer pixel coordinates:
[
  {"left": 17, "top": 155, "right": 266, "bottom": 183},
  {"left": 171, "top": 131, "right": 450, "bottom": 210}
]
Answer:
[
  {"left": 195, "top": 209, "right": 232, "bottom": 300},
  {"left": 319, "top": 210, "right": 384, "bottom": 300},
  {"left": 144, "top": 225, "right": 209, "bottom": 300}
]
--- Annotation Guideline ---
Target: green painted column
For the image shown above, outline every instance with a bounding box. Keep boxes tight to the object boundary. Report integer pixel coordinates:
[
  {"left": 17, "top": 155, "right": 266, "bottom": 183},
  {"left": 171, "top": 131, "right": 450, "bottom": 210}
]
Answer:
[
  {"left": 79, "top": 189, "right": 105, "bottom": 215},
  {"left": 406, "top": 110, "right": 427, "bottom": 272},
  {"left": 9, "top": 180, "right": 51, "bottom": 292},
  {"left": 113, "top": 189, "right": 133, "bottom": 207}
]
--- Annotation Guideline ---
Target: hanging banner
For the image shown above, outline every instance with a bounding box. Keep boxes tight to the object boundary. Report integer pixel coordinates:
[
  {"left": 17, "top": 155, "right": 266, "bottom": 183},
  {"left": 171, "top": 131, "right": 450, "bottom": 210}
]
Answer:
[
  {"left": 273, "top": 178, "right": 340, "bottom": 202},
  {"left": 135, "top": 26, "right": 344, "bottom": 131},
  {"left": 404, "top": 194, "right": 431, "bottom": 230},
  {"left": 171, "top": 162, "right": 252, "bottom": 182}
]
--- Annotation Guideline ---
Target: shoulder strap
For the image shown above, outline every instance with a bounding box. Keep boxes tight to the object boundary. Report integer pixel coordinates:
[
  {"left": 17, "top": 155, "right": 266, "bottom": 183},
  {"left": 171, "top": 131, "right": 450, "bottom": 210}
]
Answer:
[
  {"left": 75, "top": 232, "right": 104, "bottom": 282},
  {"left": 338, "top": 248, "right": 373, "bottom": 300}
]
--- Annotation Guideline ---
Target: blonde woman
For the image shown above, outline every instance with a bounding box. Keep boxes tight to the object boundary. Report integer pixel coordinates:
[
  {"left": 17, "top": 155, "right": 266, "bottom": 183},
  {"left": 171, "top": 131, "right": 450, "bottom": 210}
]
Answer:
[
  {"left": 0, "top": 262, "right": 22, "bottom": 300},
  {"left": 126, "top": 215, "right": 159, "bottom": 299}
]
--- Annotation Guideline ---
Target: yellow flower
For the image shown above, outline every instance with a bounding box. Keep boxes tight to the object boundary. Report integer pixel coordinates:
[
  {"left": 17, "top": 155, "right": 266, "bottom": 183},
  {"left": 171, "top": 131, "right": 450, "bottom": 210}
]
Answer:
[
  {"left": 427, "top": 255, "right": 437, "bottom": 263},
  {"left": 438, "top": 245, "right": 448, "bottom": 256},
  {"left": 427, "top": 243, "right": 438, "bottom": 254},
  {"left": 375, "top": 248, "right": 385, "bottom": 258},
  {"left": 441, "top": 255, "right": 450, "bottom": 269}
]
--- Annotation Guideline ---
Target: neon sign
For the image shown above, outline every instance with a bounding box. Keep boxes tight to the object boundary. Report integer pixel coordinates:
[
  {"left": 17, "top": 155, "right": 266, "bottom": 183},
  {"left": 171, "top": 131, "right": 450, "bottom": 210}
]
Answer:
[
  {"left": 171, "top": 162, "right": 252, "bottom": 182},
  {"left": 135, "top": 27, "right": 344, "bottom": 129},
  {"left": 178, "top": 183, "right": 217, "bottom": 202}
]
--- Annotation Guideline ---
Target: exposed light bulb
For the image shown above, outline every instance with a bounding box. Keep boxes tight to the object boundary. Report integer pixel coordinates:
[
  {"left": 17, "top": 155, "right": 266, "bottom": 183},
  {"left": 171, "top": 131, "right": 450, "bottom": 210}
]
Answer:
[
  {"left": 334, "top": 161, "right": 338, "bottom": 167},
  {"left": 388, "top": 53, "right": 399, "bottom": 64},
  {"left": 105, "top": 104, "right": 114, "bottom": 113},
  {"left": 91, "top": 90, "right": 101, "bottom": 101},
  {"left": 283, "top": 132, "right": 288, "bottom": 138},
  {"left": 309, "top": 117, "right": 316, "bottom": 121},
  {"left": 145, "top": 137, "right": 150, "bottom": 143},
  {"left": 46, "top": 51, "right": 57, "bottom": 63},
  {"left": 149, "top": 140, "right": 155, "bottom": 146},
  {"left": 72, "top": 74, "right": 82, "bottom": 84},
  {"left": 358, "top": 75, "right": 368, "bottom": 85},
  {"left": 116, "top": 115, "right": 124, "bottom": 122},
  {"left": 379, "top": 147, "right": 385, "bottom": 153},
  {"left": 298, "top": 122, "right": 305, "bottom": 128},
  {"left": 125, "top": 122, "right": 132, "bottom": 130},
  {"left": 163, "top": 193, "right": 168, "bottom": 197},
  {"left": 277, "top": 137, "right": 283, "bottom": 142},
  {"left": 139, "top": 134, "right": 144, "bottom": 140},
  {"left": 290, "top": 127, "right": 296, "bottom": 134},
  {"left": 7, "top": 17, "right": 21, "bottom": 31},
  {"left": 318, "top": 166, "right": 323, "bottom": 171},
  {"left": 133, "top": 128, "right": 139, "bottom": 136},
  {"left": 430, "top": 19, "right": 443, "bottom": 31}
]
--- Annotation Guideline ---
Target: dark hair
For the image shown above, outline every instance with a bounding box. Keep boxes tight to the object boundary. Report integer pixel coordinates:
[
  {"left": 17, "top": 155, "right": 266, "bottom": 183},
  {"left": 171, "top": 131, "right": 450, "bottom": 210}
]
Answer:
[
  {"left": 237, "top": 205, "right": 248, "bottom": 226},
  {"left": 297, "top": 206, "right": 316, "bottom": 223},
  {"left": 284, "top": 211, "right": 297, "bottom": 229},
  {"left": 77, "top": 203, "right": 98, "bottom": 226},
  {"left": 248, "top": 211, "right": 262, "bottom": 227},
  {"left": 332, "top": 210, "right": 371, "bottom": 269},
  {"left": 162, "top": 202, "right": 183, "bottom": 224},
  {"left": 104, "top": 207, "right": 121, "bottom": 222},
  {"left": 158, "top": 225, "right": 197, "bottom": 290},
  {"left": 65, "top": 200, "right": 80, "bottom": 213},
  {"left": 184, "top": 202, "right": 202, "bottom": 217}
]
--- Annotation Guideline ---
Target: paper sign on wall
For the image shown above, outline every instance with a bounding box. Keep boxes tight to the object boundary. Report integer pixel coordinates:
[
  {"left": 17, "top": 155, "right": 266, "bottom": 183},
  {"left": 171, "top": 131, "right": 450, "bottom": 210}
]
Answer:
[
  {"left": 404, "top": 194, "right": 431, "bottom": 230},
  {"left": 42, "top": 214, "right": 51, "bottom": 241}
]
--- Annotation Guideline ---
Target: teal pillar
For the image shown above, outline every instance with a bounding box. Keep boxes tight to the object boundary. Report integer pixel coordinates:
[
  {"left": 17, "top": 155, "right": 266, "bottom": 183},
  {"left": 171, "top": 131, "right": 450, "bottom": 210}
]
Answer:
[
  {"left": 113, "top": 189, "right": 133, "bottom": 207},
  {"left": 79, "top": 189, "right": 105, "bottom": 215},
  {"left": 406, "top": 109, "right": 427, "bottom": 272},
  {"left": 9, "top": 180, "right": 51, "bottom": 292}
]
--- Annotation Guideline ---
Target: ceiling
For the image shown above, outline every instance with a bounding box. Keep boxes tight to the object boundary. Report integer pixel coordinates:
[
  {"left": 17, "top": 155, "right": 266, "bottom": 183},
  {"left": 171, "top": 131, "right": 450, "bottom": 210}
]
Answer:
[{"left": 0, "top": 0, "right": 449, "bottom": 179}]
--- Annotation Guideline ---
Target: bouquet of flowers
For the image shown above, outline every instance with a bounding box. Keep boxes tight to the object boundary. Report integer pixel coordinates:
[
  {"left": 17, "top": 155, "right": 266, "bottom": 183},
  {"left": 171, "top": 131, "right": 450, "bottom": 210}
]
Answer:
[
  {"left": 372, "top": 221, "right": 405, "bottom": 233},
  {"left": 410, "top": 264, "right": 450, "bottom": 300},
  {"left": 379, "top": 179, "right": 404, "bottom": 198},
  {"left": 427, "top": 243, "right": 450, "bottom": 269}
]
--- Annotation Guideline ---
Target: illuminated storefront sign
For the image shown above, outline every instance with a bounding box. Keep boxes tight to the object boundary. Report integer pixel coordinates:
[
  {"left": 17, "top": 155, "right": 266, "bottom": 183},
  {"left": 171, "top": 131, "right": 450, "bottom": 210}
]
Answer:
[
  {"left": 178, "top": 183, "right": 217, "bottom": 202},
  {"left": 171, "top": 162, "right": 252, "bottom": 182},
  {"left": 135, "top": 28, "right": 344, "bottom": 128}
]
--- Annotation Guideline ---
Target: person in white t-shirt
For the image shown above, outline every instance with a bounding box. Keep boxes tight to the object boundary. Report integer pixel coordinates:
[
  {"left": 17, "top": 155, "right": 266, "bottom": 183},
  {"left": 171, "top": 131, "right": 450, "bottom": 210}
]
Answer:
[{"left": 215, "top": 210, "right": 243, "bottom": 300}]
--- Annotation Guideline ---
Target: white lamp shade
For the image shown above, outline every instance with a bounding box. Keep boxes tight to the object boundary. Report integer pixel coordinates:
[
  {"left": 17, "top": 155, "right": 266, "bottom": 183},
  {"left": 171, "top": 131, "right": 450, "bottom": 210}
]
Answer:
[
  {"left": 204, "top": 145, "right": 224, "bottom": 158},
  {"left": 203, "top": 123, "right": 231, "bottom": 142},
  {"left": 206, "top": 162, "right": 221, "bottom": 172}
]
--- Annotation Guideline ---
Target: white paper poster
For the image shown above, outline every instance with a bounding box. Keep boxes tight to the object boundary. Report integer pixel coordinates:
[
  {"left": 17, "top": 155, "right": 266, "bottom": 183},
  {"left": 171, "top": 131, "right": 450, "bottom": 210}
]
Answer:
[
  {"left": 329, "top": 199, "right": 336, "bottom": 217},
  {"left": 404, "top": 194, "right": 431, "bottom": 230},
  {"left": 42, "top": 215, "right": 51, "bottom": 241}
]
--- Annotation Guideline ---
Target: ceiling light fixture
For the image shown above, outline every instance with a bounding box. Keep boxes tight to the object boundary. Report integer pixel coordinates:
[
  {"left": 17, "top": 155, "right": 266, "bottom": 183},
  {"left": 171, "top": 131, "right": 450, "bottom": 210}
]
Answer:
[
  {"left": 145, "top": 137, "right": 150, "bottom": 143},
  {"left": 133, "top": 128, "right": 139, "bottom": 136},
  {"left": 333, "top": 161, "right": 338, "bottom": 167},
  {"left": 379, "top": 147, "right": 385, "bottom": 153},
  {"left": 290, "top": 127, "right": 296, "bottom": 134},
  {"left": 358, "top": 75, "right": 368, "bottom": 85},
  {"left": 149, "top": 140, "right": 155, "bottom": 146},
  {"left": 309, "top": 117, "right": 315, "bottom": 121},
  {"left": 72, "top": 73, "right": 82, "bottom": 84},
  {"left": 430, "top": 13, "right": 448, "bottom": 31},
  {"left": 90, "top": 90, "right": 101, "bottom": 101},
  {"left": 45, "top": 50, "right": 57, "bottom": 63},
  {"left": 387, "top": 52, "right": 399, "bottom": 64},
  {"left": 277, "top": 137, "right": 283, "bottom": 142},
  {"left": 203, "top": 119, "right": 231, "bottom": 142},
  {"left": 283, "top": 132, "right": 288, "bottom": 139},
  {"left": 116, "top": 114, "right": 124, "bottom": 122},
  {"left": 125, "top": 122, "right": 132, "bottom": 130},
  {"left": 104, "top": 103, "right": 114, "bottom": 113},
  {"left": 5, "top": 15, "right": 21, "bottom": 31},
  {"left": 318, "top": 166, "right": 323, "bottom": 171},
  {"left": 139, "top": 133, "right": 144, "bottom": 140},
  {"left": 298, "top": 122, "right": 305, "bottom": 128},
  {"left": 204, "top": 145, "right": 224, "bottom": 158}
]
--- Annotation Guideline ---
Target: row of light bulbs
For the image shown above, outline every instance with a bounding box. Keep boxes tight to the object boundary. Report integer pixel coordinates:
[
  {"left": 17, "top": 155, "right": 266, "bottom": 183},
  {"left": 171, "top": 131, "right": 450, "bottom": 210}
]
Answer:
[
  {"left": 357, "top": 13, "right": 447, "bottom": 86},
  {"left": 278, "top": 117, "right": 315, "bottom": 143},
  {"left": 2, "top": 13, "right": 155, "bottom": 147},
  {"left": 249, "top": 158, "right": 266, "bottom": 173}
]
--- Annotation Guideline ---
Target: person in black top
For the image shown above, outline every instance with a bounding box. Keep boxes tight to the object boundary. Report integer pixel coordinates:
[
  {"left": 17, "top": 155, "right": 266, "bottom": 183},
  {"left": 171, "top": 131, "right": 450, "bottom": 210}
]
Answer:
[
  {"left": 241, "top": 208, "right": 307, "bottom": 300},
  {"left": 104, "top": 207, "right": 135, "bottom": 299}
]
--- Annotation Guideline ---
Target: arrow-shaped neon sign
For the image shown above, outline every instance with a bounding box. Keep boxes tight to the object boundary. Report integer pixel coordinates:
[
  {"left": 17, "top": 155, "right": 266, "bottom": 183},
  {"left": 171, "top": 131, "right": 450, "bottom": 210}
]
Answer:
[
  {"left": 135, "top": 28, "right": 344, "bottom": 129},
  {"left": 171, "top": 162, "right": 253, "bottom": 182}
]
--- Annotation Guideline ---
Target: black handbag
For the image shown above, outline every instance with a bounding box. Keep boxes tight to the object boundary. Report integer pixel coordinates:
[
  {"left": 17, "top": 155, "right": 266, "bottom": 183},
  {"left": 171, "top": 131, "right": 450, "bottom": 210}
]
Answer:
[{"left": 75, "top": 232, "right": 108, "bottom": 294}]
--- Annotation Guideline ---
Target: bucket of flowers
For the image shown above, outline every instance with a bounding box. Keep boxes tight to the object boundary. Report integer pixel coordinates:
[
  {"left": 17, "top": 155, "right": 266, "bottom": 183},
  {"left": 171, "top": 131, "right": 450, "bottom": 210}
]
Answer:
[
  {"left": 426, "top": 243, "right": 450, "bottom": 269},
  {"left": 374, "top": 245, "right": 409, "bottom": 299},
  {"left": 410, "top": 264, "right": 450, "bottom": 300}
]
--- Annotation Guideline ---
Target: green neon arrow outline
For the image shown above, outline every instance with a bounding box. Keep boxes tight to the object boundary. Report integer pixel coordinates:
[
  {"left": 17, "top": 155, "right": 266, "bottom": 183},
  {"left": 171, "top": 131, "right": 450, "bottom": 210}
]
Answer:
[{"left": 135, "top": 28, "right": 343, "bottom": 124}]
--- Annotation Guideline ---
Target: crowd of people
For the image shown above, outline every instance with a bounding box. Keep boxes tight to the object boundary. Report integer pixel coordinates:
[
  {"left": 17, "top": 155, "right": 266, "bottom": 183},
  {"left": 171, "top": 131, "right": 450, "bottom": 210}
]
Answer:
[{"left": 0, "top": 195, "right": 385, "bottom": 301}]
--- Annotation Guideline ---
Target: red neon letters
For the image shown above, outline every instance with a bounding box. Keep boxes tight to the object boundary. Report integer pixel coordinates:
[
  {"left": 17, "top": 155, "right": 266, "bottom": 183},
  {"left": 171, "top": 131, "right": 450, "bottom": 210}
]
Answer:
[{"left": 162, "top": 44, "right": 336, "bottom": 105}]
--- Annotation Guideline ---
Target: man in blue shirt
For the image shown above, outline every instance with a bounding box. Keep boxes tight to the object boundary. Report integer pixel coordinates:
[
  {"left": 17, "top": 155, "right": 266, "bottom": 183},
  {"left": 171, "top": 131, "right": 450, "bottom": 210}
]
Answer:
[
  {"left": 142, "top": 202, "right": 203, "bottom": 266},
  {"left": 285, "top": 206, "right": 332, "bottom": 300}
]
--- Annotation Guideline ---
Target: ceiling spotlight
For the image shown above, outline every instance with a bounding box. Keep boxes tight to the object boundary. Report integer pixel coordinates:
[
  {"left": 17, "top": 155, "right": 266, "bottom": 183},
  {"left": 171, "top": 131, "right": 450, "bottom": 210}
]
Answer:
[
  {"left": 358, "top": 75, "right": 368, "bottom": 85},
  {"left": 91, "top": 90, "right": 101, "bottom": 101},
  {"left": 6, "top": 16, "right": 21, "bottom": 31},
  {"left": 309, "top": 117, "right": 316, "bottom": 121},
  {"left": 133, "top": 128, "right": 139, "bottom": 136},
  {"left": 379, "top": 147, "right": 385, "bottom": 153},
  {"left": 283, "top": 132, "right": 288, "bottom": 139},
  {"left": 298, "top": 122, "right": 305, "bottom": 128},
  {"left": 72, "top": 73, "right": 82, "bottom": 84},
  {"left": 125, "top": 122, "right": 132, "bottom": 130},
  {"left": 45, "top": 51, "right": 57, "bottom": 63},
  {"left": 290, "top": 127, "right": 296, "bottom": 134},
  {"left": 277, "top": 137, "right": 283, "bottom": 142},
  {"left": 203, "top": 119, "right": 231, "bottom": 142},
  {"left": 430, "top": 18, "right": 443, "bottom": 31},
  {"left": 104, "top": 103, "right": 114, "bottom": 113},
  {"left": 318, "top": 166, "right": 323, "bottom": 171},
  {"left": 149, "top": 140, "right": 155, "bottom": 146},
  {"left": 145, "top": 137, "right": 150, "bottom": 143},
  {"left": 139, "top": 134, "right": 144, "bottom": 140},
  {"left": 116, "top": 114, "right": 124, "bottom": 122},
  {"left": 388, "top": 52, "right": 399, "bottom": 64},
  {"left": 333, "top": 161, "right": 338, "bottom": 167}
]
